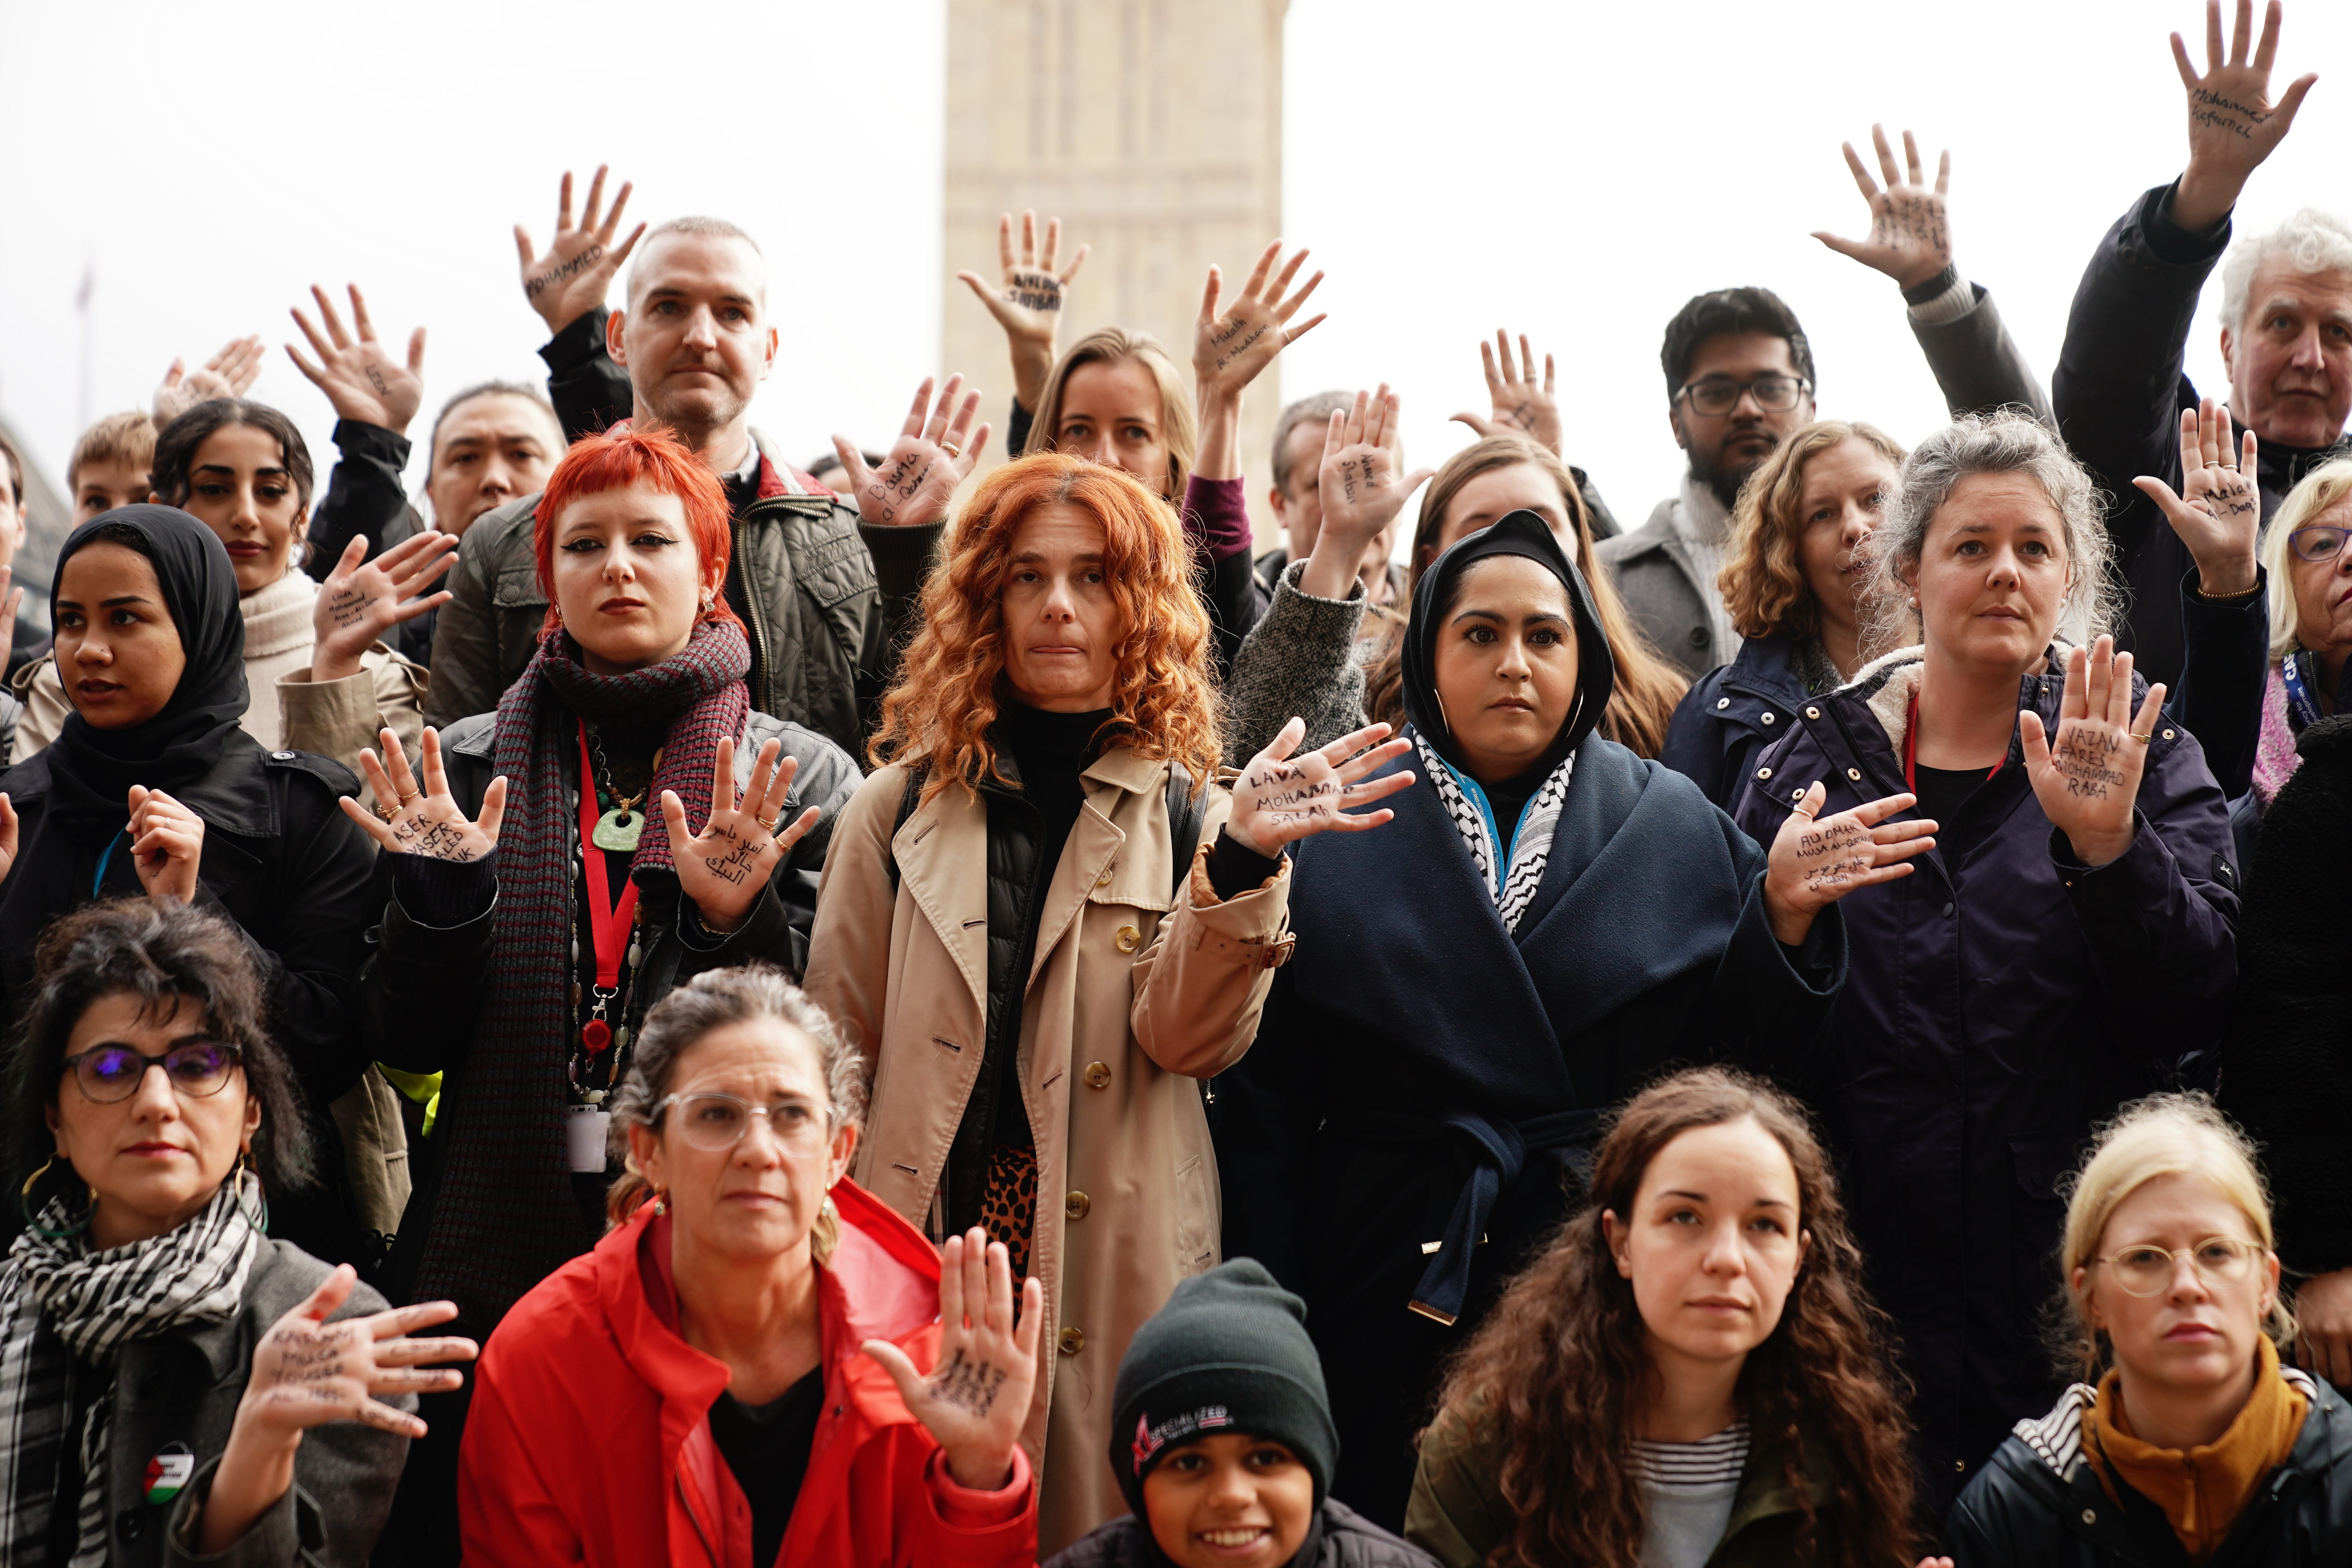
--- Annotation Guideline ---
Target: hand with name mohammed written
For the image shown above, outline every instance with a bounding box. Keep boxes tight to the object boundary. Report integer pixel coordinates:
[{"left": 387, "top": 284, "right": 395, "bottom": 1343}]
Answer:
[
  {"left": 956, "top": 210, "right": 1089, "bottom": 412},
  {"left": 2135, "top": 399, "right": 2261, "bottom": 597},
  {"left": 2168, "top": 0, "right": 2319, "bottom": 232},
  {"left": 663, "top": 734, "right": 818, "bottom": 935},
  {"left": 1762, "top": 784, "right": 1938, "bottom": 945},
  {"left": 1225, "top": 719, "right": 1415, "bottom": 858},
  {"left": 2022, "top": 637, "right": 2165, "bottom": 869},
  {"left": 342, "top": 726, "right": 506, "bottom": 862},
  {"left": 863, "top": 1227, "right": 1041, "bottom": 1491},
  {"left": 200, "top": 1264, "right": 474, "bottom": 1555},
  {"left": 1811, "top": 125, "right": 1954, "bottom": 292},
  {"left": 515, "top": 166, "right": 646, "bottom": 336}
]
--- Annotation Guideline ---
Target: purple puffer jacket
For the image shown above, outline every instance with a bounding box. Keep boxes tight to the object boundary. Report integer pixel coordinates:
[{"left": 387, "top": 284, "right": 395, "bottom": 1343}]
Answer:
[{"left": 1731, "top": 644, "right": 2237, "bottom": 1514}]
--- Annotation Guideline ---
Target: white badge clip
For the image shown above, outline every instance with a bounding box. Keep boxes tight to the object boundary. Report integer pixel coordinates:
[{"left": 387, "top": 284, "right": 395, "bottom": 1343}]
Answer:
[{"left": 567, "top": 1105, "right": 613, "bottom": 1174}]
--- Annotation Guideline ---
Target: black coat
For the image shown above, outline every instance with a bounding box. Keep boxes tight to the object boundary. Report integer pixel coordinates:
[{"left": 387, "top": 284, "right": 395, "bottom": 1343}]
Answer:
[
  {"left": 0, "top": 737, "right": 381, "bottom": 1265},
  {"left": 2221, "top": 715, "right": 2352, "bottom": 1278},
  {"left": 1947, "top": 1371, "right": 2352, "bottom": 1568},
  {"left": 1218, "top": 733, "right": 1843, "bottom": 1529},
  {"left": 2053, "top": 182, "right": 2352, "bottom": 689},
  {"left": 1661, "top": 633, "right": 1822, "bottom": 809},
  {"left": 301, "top": 419, "right": 432, "bottom": 663},
  {"left": 1049, "top": 1501, "right": 1441, "bottom": 1568},
  {"left": 1730, "top": 648, "right": 2239, "bottom": 1508}
]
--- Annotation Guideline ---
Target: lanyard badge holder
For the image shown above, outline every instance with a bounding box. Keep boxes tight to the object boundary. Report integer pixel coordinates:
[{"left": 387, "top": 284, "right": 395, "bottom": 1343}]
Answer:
[{"left": 570, "top": 722, "right": 644, "bottom": 1172}]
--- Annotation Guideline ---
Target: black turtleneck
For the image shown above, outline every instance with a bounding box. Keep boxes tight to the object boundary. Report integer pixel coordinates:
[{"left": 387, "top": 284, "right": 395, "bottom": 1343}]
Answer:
[
  {"left": 1478, "top": 758, "right": 1555, "bottom": 853},
  {"left": 996, "top": 701, "right": 1105, "bottom": 866}
]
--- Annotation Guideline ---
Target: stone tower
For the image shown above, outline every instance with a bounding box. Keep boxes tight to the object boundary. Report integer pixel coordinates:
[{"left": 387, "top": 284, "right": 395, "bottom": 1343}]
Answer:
[{"left": 942, "top": 0, "right": 1290, "bottom": 544}]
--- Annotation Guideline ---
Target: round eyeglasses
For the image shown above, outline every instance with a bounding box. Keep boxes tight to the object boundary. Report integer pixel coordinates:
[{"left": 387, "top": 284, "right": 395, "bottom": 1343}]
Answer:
[
  {"left": 2092, "top": 1236, "right": 2263, "bottom": 1297},
  {"left": 1675, "top": 374, "right": 1812, "bottom": 417},
  {"left": 62, "top": 1041, "right": 243, "bottom": 1103},
  {"left": 655, "top": 1092, "right": 829, "bottom": 1152},
  {"left": 2290, "top": 524, "right": 2352, "bottom": 563}
]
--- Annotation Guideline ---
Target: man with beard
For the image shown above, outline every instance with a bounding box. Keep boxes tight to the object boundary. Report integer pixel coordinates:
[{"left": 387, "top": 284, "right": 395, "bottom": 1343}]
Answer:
[{"left": 425, "top": 170, "right": 981, "bottom": 750}]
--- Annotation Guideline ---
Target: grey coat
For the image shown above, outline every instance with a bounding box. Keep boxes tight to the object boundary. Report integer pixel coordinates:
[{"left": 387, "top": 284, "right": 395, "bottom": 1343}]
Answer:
[
  {"left": 1600, "top": 281, "right": 2054, "bottom": 681},
  {"left": 1222, "top": 559, "right": 1377, "bottom": 759},
  {"left": 86, "top": 1240, "right": 408, "bottom": 1568}
]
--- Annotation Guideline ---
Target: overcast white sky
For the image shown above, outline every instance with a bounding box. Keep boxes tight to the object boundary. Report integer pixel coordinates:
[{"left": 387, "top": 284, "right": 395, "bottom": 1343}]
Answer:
[{"left": 2, "top": 0, "right": 2345, "bottom": 542}]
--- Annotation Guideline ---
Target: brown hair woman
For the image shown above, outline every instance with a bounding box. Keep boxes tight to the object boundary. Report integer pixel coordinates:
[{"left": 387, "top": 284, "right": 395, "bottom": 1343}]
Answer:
[{"left": 1407, "top": 1067, "right": 1923, "bottom": 1568}]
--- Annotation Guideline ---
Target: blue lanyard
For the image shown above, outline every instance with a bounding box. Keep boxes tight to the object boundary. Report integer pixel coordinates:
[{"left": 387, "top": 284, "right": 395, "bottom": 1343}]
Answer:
[
  {"left": 2283, "top": 651, "right": 2327, "bottom": 732},
  {"left": 91, "top": 832, "right": 123, "bottom": 899}
]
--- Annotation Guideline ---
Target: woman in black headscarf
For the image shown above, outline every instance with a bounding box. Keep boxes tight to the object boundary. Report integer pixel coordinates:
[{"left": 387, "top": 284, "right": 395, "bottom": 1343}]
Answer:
[
  {"left": 0, "top": 506, "right": 382, "bottom": 1263},
  {"left": 1212, "top": 511, "right": 1930, "bottom": 1529}
]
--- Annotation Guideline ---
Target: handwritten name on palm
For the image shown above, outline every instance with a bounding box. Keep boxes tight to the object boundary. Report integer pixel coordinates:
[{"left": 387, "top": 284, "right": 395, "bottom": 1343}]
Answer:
[
  {"left": 2020, "top": 638, "right": 2165, "bottom": 869},
  {"left": 241, "top": 1265, "right": 474, "bottom": 1443},
  {"left": 1762, "top": 784, "right": 1938, "bottom": 943},
  {"left": 661, "top": 734, "right": 819, "bottom": 935},
  {"left": 343, "top": 727, "right": 506, "bottom": 864},
  {"left": 861, "top": 1228, "right": 1042, "bottom": 1493},
  {"left": 1225, "top": 719, "right": 1414, "bottom": 858}
]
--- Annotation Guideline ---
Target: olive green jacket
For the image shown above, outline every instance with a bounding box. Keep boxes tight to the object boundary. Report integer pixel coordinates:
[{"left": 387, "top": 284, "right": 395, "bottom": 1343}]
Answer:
[{"left": 1406, "top": 1392, "right": 1840, "bottom": 1568}]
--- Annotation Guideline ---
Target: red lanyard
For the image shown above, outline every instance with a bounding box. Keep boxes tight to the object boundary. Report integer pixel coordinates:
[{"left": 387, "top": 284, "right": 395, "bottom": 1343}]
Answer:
[
  {"left": 1902, "top": 693, "right": 2003, "bottom": 793},
  {"left": 576, "top": 720, "right": 640, "bottom": 1053}
]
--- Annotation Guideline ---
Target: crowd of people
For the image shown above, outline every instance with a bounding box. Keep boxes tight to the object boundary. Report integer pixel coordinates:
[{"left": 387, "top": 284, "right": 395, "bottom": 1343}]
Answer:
[{"left": 0, "top": 1, "right": 2347, "bottom": 1563}]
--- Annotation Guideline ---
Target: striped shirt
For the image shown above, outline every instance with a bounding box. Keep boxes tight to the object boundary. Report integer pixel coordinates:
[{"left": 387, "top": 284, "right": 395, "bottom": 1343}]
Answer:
[{"left": 1630, "top": 1418, "right": 1750, "bottom": 1568}]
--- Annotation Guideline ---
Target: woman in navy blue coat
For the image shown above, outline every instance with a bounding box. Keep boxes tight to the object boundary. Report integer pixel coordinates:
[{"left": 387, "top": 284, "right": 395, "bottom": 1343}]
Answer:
[
  {"left": 1214, "top": 510, "right": 1931, "bottom": 1531},
  {"left": 1731, "top": 412, "right": 2238, "bottom": 1515}
]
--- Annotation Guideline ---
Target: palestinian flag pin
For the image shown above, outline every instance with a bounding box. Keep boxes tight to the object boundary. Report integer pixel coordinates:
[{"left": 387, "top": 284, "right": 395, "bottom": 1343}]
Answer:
[{"left": 143, "top": 1442, "right": 194, "bottom": 1505}]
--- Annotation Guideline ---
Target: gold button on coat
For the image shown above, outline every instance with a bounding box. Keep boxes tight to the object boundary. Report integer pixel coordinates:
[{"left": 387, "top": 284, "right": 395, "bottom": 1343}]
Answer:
[
  {"left": 1058, "top": 1326, "right": 1085, "bottom": 1355},
  {"left": 1083, "top": 1060, "right": 1112, "bottom": 1089},
  {"left": 1095, "top": 869, "right": 1113, "bottom": 887},
  {"left": 1065, "top": 1191, "right": 1091, "bottom": 1220},
  {"left": 1114, "top": 925, "right": 1142, "bottom": 954}
]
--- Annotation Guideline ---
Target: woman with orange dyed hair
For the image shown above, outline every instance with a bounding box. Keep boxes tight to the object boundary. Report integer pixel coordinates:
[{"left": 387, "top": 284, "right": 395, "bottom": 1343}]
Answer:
[
  {"left": 344, "top": 426, "right": 867, "bottom": 1558},
  {"left": 805, "top": 451, "right": 1409, "bottom": 1552}
]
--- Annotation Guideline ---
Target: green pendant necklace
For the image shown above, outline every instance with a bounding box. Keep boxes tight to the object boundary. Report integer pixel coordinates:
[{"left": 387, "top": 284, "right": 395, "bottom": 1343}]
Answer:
[{"left": 585, "top": 723, "right": 662, "bottom": 853}]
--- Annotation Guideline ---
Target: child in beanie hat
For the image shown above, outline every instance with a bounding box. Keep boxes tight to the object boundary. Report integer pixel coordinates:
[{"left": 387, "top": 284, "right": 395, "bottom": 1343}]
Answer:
[{"left": 1045, "top": 1259, "right": 1438, "bottom": 1568}]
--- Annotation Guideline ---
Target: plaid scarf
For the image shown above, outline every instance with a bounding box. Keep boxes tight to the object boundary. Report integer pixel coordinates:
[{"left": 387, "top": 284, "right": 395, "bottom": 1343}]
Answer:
[
  {"left": 409, "top": 621, "right": 751, "bottom": 1325},
  {"left": 0, "top": 1179, "right": 260, "bottom": 1566}
]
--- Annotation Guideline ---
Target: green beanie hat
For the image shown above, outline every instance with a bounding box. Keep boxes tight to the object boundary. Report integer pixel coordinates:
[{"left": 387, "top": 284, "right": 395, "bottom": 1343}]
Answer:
[{"left": 1109, "top": 1258, "right": 1339, "bottom": 1514}]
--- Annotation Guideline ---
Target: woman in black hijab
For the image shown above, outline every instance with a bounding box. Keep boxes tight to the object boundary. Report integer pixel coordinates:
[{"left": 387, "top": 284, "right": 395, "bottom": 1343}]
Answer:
[
  {"left": 1212, "top": 511, "right": 1931, "bottom": 1528},
  {"left": 0, "top": 506, "right": 381, "bottom": 1261}
]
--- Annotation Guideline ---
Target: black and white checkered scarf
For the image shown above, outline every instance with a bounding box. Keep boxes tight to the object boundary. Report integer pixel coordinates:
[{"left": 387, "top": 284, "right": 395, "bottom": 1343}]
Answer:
[
  {"left": 0, "top": 1178, "right": 260, "bottom": 1565},
  {"left": 1415, "top": 733, "right": 1576, "bottom": 933}
]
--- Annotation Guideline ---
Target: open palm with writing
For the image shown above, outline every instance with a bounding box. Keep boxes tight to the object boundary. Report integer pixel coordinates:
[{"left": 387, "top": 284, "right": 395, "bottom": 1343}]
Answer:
[
  {"left": 1301, "top": 387, "right": 1433, "bottom": 600},
  {"left": 956, "top": 211, "right": 1087, "bottom": 409},
  {"left": 515, "top": 165, "right": 645, "bottom": 336},
  {"left": 1225, "top": 720, "right": 1414, "bottom": 857},
  {"left": 1811, "top": 125, "right": 1952, "bottom": 291},
  {"left": 1452, "top": 331, "right": 1561, "bottom": 454},
  {"left": 2135, "top": 399, "right": 2260, "bottom": 596},
  {"left": 313, "top": 532, "right": 459, "bottom": 682},
  {"left": 2021, "top": 637, "right": 2165, "bottom": 869},
  {"left": 287, "top": 283, "right": 425, "bottom": 435},
  {"left": 863, "top": 1227, "right": 1042, "bottom": 1491},
  {"left": 2172, "top": 0, "right": 2317, "bottom": 227},
  {"left": 1762, "top": 784, "right": 1938, "bottom": 944},
  {"left": 344, "top": 727, "right": 506, "bottom": 862},
  {"left": 1194, "top": 241, "right": 1327, "bottom": 404},
  {"left": 236, "top": 1266, "right": 474, "bottom": 1444},
  {"left": 662, "top": 735, "right": 819, "bottom": 935},
  {"left": 833, "top": 376, "right": 988, "bottom": 529}
]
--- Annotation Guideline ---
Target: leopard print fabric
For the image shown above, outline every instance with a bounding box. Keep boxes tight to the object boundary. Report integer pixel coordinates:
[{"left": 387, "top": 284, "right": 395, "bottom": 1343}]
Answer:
[{"left": 980, "top": 1142, "right": 1038, "bottom": 1282}]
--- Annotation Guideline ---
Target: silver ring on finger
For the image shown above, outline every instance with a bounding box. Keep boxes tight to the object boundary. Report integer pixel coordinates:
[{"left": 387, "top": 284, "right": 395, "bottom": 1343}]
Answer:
[{"left": 1789, "top": 805, "right": 1817, "bottom": 820}]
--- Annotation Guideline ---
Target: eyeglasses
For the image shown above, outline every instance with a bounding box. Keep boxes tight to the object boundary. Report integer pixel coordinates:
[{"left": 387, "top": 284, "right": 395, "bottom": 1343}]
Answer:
[
  {"left": 62, "top": 1041, "right": 243, "bottom": 1103},
  {"left": 1675, "top": 374, "right": 1812, "bottom": 416},
  {"left": 2290, "top": 524, "right": 2352, "bottom": 563},
  {"left": 654, "top": 1092, "right": 829, "bottom": 1152},
  {"left": 2092, "top": 1236, "right": 2264, "bottom": 1297}
]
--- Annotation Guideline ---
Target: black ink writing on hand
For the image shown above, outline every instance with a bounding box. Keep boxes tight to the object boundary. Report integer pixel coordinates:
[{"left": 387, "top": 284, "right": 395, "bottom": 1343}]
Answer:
[
  {"left": 2053, "top": 730, "right": 2126, "bottom": 801},
  {"left": 1792, "top": 818, "right": 1872, "bottom": 895},
  {"left": 700, "top": 824, "right": 767, "bottom": 887},
  {"left": 327, "top": 588, "right": 374, "bottom": 630},
  {"left": 1212, "top": 322, "right": 1270, "bottom": 373},
  {"left": 927, "top": 1347, "right": 1009, "bottom": 1418},
  {"left": 363, "top": 364, "right": 391, "bottom": 398},
  {"left": 2190, "top": 87, "right": 2266, "bottom": 139},
  {"left": 1005, "top": 268, "right": 1063, "bottom": 314},
  {"left": 390, "top": 816, "right": 483, "bottom": 863},
  {"left": 526, "top": 243, "right": 606, "bottom": 298}
]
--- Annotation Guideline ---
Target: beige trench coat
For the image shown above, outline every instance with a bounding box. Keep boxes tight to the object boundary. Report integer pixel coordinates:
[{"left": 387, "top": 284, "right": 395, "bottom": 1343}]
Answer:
[{"left": 804, "top": 744, "right": 1292, "bottom": 1553}]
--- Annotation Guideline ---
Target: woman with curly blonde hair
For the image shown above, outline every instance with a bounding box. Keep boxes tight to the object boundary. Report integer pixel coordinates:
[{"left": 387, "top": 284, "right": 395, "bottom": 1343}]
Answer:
[
  {"left": 804, "top": 451, "right": 1409, "bottom": 1552},
  {"left": 1660, "top": 419, "right": 1908, "bottom": 807}
]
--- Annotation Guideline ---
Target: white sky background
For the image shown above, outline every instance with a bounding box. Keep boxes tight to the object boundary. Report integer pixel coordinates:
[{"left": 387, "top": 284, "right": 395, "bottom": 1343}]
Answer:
[{"left": 2, "top": 0, "right": 2347, "bottom": 546}]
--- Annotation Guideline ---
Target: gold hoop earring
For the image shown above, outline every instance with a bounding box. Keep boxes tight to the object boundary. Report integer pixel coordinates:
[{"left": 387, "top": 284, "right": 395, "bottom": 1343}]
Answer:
[{"left": 20, "top": 1156, "right": 90, "bottom": 1239}]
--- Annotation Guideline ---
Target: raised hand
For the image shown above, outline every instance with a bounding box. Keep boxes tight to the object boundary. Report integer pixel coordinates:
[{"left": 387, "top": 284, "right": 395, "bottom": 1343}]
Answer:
[
  {"left": 956, "top": 211, "right": 1089, "bottom": 412},
  {"left": 153, "top": 336, "right": 265, "bottom": 430},
  {"left": 1225, "top": 719, "right": 1414, "bottom": 858},
  {"left": 662, "top": 735, "right": 821, "bottom": 935},
  {"left": 1451, "top": 331, "right": 1561, "bottom": 455},
  {"left": 126, "top": 786, "right": 203, "bottom": 902},
  {"left": 1762, "top": 784, "right": 1938, "bottom": 945},
  {"left": 341, "top": 727, "right": 506, "bottom": 862},
  {"left": 312, "top": 532, "right": 460, "bottom": 682},
  {"left": 200, "top": 1264, "right": 474, "bottom": 1554},
  {"left": 2170, "top": 0, "right": 2319, "bottom": 231},
  {"left": 863, "top": 1227, "right": 1041, "bottom": 1491},
  {"left": 832, "top": 376, "right": 989, "bottom": 529},
  {"left": 1811, "top": 125, "right": 1953, "bottom": 291},
  {"left": 515, "top": 166, "right": 646, "bottom": 337},
  {"left": 1194, "top": 241, "right": 1327, "bottom": 407},
  {"left": 1300, "top": 387, "right": 1435, "bottom": 601},
  {"left": 2135, "top": 400, "right": 2260, "bottom": 596},
  {"left": 286, "top": 284, "right": 426, "bottom": 436},
  {"left": 2022, "top": 637, "right": 2167, "bottom": 868}
]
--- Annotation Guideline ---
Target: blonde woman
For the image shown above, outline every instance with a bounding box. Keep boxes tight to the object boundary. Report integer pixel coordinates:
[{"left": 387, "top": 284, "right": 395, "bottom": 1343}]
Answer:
[{"left": 1946, "top": 1094, "right": 2352, "bottom": 1565}]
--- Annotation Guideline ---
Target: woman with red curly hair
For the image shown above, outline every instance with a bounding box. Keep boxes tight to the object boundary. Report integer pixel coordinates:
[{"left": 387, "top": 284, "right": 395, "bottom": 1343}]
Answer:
[
  {"left": 346, "top": 426, "right": 864, "bottom": 1561},
  {"left": 805, "top": 450, "right": 1408, "bottom": 1552}
]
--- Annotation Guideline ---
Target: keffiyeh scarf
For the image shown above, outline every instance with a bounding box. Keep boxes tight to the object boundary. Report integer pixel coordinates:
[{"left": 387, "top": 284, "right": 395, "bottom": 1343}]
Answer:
[
  {"left": 0, "top": 1179, "right": 260, "bottom": 1566},
  {"left": 1415, "top": 733, "right": 1575, "bottom": 933}
]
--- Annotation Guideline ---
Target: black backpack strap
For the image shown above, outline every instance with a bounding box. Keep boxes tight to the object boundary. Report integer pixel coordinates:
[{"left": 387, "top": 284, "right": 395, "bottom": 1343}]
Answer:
[
  {"left": 1164, "top": 760, "right": 1205, "bottom": 899},
  {"left": 884, "top": 765, "right": 926, "bottom": 895}
]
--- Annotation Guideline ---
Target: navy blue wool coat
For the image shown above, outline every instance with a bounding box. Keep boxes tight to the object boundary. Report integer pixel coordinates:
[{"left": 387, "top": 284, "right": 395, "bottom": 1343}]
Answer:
[
  {"left": 1730, "top": 646, "right": 2238, "bottom": 1514},
  {"left": 1216, "top": 730, "right": 1844, "bottom": 1531}
]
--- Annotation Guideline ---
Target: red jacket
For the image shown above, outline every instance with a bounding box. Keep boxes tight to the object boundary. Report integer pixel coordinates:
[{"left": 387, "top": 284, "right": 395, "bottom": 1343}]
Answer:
[{"left": 459, "top": 1180, "right": 1037, "bottom": 1568}]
